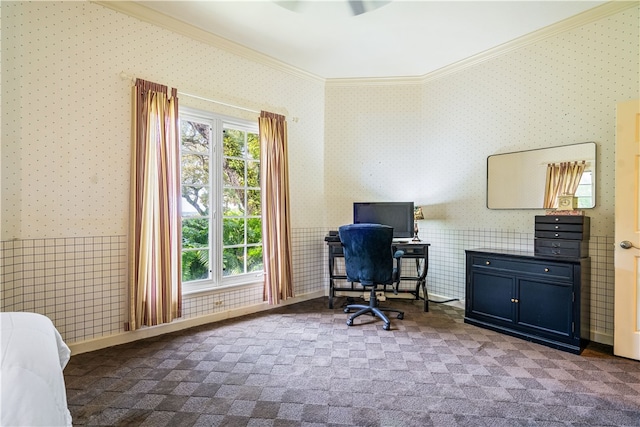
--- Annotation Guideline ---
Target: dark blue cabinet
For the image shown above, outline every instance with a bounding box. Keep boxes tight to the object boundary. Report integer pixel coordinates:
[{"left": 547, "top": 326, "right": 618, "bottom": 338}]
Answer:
[
  {"left": 465, "top": 249, "right": 589, "bottom": 354},
  {"left": 468, "top": 270, "right": 514, "bottom": 323}
]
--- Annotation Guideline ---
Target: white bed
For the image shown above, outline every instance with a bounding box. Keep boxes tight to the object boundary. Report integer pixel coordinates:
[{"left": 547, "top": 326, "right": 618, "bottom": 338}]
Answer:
[{"left": 1, "top": 312, "right": 72, "bottom": 427}]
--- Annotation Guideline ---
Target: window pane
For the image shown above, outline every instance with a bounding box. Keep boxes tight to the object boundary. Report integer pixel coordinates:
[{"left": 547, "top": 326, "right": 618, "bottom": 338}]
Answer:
[
  {"left": 247, "top": 160, "right": 260, "bottom": 187},
  {"left": 182, "top": 153, "right": 209, "bottom": 185},
  {"left": 223, "top": 188, "right": 245, "bottom": 217},
  {"left": 223, "top": 218, "right": 245, "bottom": 245},
  {"left": 247, "top": 132, "right": 259, "bottom": 160},
  {"left": 247, "top": 190, "right": 261, "bottom": 216},
  {"left": 182, "top": 218, "right": 209, "bottom": 248},
  {"left": 182, "top": 249, "right": 209, "bottom": 282},
  {"left": 223, "top": 129, "right": 245, "bottom": 157},
  {"left": 182, "top": 186, "right": 209, "bottom": 216},
  {"left": 248, "top": 246, "right": 263, "bottom": 273},
  {"left": 223, "top": 247, "right": 245, "bottom": 276},
  {"left": 181, "top": 120, "right": 210, "bottom": 153},
  {"left": 223, "top": 158, "right": 246, "bottom": 187},
  {"left": 247, "top": 217, "right": 262, "bottom": 244},
  {"left": 576, "top": 171, "right": 593, "bottom": 208}
]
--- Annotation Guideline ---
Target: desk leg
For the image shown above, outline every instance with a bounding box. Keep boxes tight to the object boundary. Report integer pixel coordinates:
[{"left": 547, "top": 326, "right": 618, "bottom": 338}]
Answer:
[
  {"left": 421, "top": 279, "right": 428, "bottom": 312},
  {"left": 329, "top": 278, "right": 335, "bottom": 309},
  {"left": 414, "top": 257, "right": 429, "bottom": 312},
  {"left": 328, "top": 251, "right": 334, "bottom": 309}
]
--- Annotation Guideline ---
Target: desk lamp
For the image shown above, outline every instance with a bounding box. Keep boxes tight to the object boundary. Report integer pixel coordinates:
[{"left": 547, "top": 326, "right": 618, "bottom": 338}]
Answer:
[{"left": 413, "top": 206, "right": 424, "bottom": 242}]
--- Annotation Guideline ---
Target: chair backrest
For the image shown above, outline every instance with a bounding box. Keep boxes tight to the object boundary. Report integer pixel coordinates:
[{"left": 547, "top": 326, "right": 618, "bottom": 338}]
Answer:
[{"left": 338, "top": 223, "right": 395, "bottom": 286}]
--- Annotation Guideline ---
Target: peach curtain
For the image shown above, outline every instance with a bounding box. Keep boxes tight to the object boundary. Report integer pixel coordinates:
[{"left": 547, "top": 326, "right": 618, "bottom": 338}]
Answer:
[
  {"left": 543, "top": 161, "right": 586, "bottom": 208},
  {"left": 129, "top": 79, "right": 182, "bottom": 330},
  {"left": 259, "top": 111, "right": 294, "bottom": 304}
]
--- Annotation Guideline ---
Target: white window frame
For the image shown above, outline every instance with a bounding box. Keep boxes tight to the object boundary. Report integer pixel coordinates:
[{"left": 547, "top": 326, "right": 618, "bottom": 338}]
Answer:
[{"left": 180, "top": 107, "right": 263, "bottom": 295}]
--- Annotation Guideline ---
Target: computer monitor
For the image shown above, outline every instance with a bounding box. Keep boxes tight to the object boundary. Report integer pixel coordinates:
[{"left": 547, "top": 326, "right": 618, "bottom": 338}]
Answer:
[{"left": 353, "top": 202, "right": 414, "bottom": 239}]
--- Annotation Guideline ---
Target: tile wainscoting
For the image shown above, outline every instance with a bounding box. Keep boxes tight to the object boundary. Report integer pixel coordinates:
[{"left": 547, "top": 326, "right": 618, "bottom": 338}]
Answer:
[{"left": 0, "top": 227, "right": 614, "bottom": 347}]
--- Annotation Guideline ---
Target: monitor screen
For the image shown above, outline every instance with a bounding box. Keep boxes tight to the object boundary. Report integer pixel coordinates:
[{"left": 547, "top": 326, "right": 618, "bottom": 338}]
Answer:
[{"left": 353, "top": 202, "right": 415, "bottom": 239}]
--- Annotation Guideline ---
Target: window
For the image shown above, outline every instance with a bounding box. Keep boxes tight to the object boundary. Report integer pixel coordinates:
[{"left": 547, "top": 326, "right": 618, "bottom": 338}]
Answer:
[{"left": 180, "top": 108, "right": 263, "bottom": 292}]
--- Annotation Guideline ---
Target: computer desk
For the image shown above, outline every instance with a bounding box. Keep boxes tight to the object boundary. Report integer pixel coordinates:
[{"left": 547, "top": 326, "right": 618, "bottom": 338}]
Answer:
[{"left": 324, "top": 236, "right": 431, "bottom": 312}]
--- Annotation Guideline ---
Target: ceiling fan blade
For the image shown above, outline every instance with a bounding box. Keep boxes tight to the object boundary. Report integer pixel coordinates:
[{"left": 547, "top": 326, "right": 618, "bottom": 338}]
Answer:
[
  {"left": 348, "top": 1, "right": 391, "bottom": 16},
  {"left": 274, "top": 1, "right": 300, "bottom": 12},
  {"left": 348, "top": 0, "right": 366, "bottom": 16},
  {"left": 276, "top": 0, "right": 390, "bottom": 17}
]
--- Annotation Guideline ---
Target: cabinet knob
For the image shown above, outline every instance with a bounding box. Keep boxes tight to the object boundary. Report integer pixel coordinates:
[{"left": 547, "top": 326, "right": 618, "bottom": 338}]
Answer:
[
  {"left": 485, "top": 261, "right": 490, "bottom": 265},
  {"left": 544, "top": 268, "right": 549, "bottom": 272},
  {"left": 555, "top": 225, "right": 559, "bottom": 229},
  {"left": 555, "top": 218, "right": 559, "bottom": 221},
  {"left": 555, "top": 233, "right": 559, "bottom": 237},
  {"left": 511, "top": 298, "right": 519, "bottom": 303}
]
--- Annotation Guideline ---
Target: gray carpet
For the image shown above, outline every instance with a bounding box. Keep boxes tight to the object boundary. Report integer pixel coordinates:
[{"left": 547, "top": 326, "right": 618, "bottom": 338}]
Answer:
[{"left": 64, "top": 297, "right": 640, "bottom": 426}]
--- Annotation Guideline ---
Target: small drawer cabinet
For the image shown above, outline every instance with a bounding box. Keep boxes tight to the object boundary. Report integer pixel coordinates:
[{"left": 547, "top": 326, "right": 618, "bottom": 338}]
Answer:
[
  {"left": 465, "top": 249, "right": 590, "bottom": 354},
  {"left": 534, "top": 215, "right": 590, "bottom": 258}
]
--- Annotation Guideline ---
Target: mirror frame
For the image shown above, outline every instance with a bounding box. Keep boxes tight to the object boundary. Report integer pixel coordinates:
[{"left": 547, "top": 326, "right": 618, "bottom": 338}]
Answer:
[{"left": 487, "top": 141, "right": 596, "bottom": 210}]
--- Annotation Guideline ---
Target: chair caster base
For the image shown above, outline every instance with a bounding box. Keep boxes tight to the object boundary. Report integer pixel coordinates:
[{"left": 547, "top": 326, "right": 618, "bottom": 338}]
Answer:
[
  {"left": 346, "top": 319, "right": 353, "bottom": 326},
  {"left": 382, "top": 323, "right": 390, "bottom": 331},
  {"left": 397, "top": 313, "right": 404, "bottom": 320}
]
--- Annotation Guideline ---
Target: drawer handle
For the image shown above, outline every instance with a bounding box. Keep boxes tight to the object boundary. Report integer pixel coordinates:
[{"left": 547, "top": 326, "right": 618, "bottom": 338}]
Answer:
[
  {"left": 555, "top": 233, "right": 559, "bottom": 237},
  {"left": 555, "top": 225, "right": 559, "bottom": 229},
  {"left": 544, "top": 268, "right": 549, "bottom": 272},
  {"left": 555, "top": 218, "right": 559, "bottom": 222},
  {"left": 485, "top": 261, "right": 490, "bottom": 265}
]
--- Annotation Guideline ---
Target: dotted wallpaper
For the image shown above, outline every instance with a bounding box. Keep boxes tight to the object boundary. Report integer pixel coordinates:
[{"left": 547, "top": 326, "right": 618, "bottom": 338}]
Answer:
[
  {"left": 324, "top": 5, "right": 639, "bottom": 345},
  {"left": 325, "top": 7, "right": 639, "bottom": 236},
  {"left": 2, "top": 2, "right": 638, "bottom": 348},
  {"left": 1, "top": 1, "right": 326, "bottom": 240},
  {"left": 1, "top": 1, "right": 327, "bottom": 346},
  {"left": 417, "top": 7, "right": 638, "bottom": 237}
]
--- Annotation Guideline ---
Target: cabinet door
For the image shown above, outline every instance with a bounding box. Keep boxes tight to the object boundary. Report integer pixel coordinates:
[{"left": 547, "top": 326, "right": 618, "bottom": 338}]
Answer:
[
  {"left": 468, "top": 270, "right": 514, "bottom": 324},
  {"left": 516, "top": 278, "right": 573, "bottom": 338}
]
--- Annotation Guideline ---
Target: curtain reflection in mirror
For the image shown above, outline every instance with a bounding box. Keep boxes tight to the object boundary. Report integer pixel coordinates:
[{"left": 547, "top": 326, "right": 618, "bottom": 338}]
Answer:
[{"left": 543, "top": 161, "right": 586, "bottom": 208}]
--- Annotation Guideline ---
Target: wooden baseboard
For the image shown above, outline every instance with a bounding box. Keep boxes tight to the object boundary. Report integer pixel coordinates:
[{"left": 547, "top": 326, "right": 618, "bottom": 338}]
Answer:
[{"left": 68, "top": 290, "right": 324, "bottom": 355}]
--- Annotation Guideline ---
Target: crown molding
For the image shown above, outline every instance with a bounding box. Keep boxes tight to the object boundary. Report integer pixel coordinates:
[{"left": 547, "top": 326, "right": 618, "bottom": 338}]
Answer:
[
  {"left": 326, "top": 1, "right": 638, "bottom": 87},
  {"left": 419, "top": 1, "right": 638, "bottom": 84},
  {"left": 92, "top": 1, "right": 325, "bottom": 84},
  {"left": 93, "top": 1, "right": 635, "bottom": 88},
  {"left": 325, "top": 76, "right": 426, "bottom": 87}
]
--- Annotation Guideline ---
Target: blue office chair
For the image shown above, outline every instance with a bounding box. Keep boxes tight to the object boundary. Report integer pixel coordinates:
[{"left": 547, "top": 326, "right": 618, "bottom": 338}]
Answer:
[{"left": 338, "top": 223, "right": 405, "bottom": 330}]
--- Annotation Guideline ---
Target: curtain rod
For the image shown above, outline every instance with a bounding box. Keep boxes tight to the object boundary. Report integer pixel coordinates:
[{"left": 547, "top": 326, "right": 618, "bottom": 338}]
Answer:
[
  {"left": 540, "top": 159, "right": 592, "bottom": 165},
  {"left": 119, "top": 72, "right": 260, "bottom": 115}
]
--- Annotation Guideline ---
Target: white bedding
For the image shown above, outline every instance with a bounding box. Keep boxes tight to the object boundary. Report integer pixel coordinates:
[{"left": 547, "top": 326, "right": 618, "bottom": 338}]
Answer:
[{"left": 1, "top": 312, "right": 72, "bottom": 427}]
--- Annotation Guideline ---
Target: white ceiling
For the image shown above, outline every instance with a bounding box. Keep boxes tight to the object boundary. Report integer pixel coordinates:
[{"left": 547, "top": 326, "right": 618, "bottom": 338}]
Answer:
[{"left": 130, "top": 0, "right": 608, "bottom": 79}]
